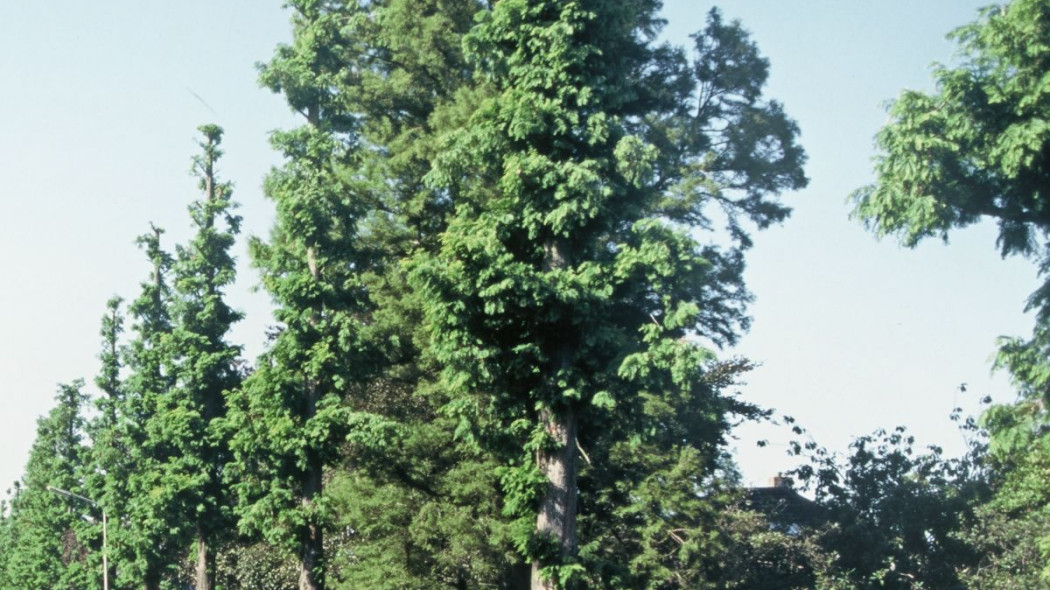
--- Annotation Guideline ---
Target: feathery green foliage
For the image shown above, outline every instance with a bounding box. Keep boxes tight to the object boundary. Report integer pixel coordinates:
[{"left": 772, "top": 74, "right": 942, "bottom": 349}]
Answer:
[
  {"left": 4, "top": 382, "right": 93, "bottom": 590},
  {"left": 162, "top": 124, "right": 244, "bottom": 590},
  {"left": 117, "top": 126, "right": 244, "bottom": 590},
  {"left": 0, "top": 3, "right": 816, "bottom": 588},
  {"left": 82, "top": 297, "right": 127, "bottom": 587},
  {"left": 850, "top": 0, "right": 1050, "bottom": 435},
  {"left": 120, "top": 225, "right": 183, "bottom": 590},
  {"left": 413, "top": 2, "right": 805, "bottom": 586},
  {"left": 225, "top": 6, "right": 393, "bottom": 588}
]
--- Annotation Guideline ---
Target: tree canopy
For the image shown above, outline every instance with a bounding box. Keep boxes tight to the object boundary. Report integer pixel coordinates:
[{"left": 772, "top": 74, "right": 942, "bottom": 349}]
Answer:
[
  {"left": 853, "top": 0, "right": 1050, "bottom": 584},
  {"left": 412, "top": 2, "right": 805, "bottom": 587}
]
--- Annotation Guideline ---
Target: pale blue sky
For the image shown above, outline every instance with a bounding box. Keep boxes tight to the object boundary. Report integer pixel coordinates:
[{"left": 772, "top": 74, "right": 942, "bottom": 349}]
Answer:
[{"left": 0, "top": 1, "right": 1028, "bottom": 492}]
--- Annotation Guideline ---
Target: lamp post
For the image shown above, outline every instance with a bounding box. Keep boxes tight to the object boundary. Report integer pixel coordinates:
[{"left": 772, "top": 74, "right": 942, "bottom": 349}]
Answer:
[{"left": 48, "top": 486, "right": 108, "bottom": 590}]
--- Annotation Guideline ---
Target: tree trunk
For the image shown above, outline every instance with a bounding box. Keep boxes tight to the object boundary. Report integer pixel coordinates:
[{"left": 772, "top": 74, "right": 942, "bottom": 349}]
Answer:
[
  {"left": 532, "top": 238, "right": 578, "bottom": 589},
  {"left": 531, "top": 407, "right": 578, "bottom": 590},
  {"left": 298, "top": 447, "right": 324, "bottom": 590},
  {"left": 143, "top": 558, "right": 161, "bottom": 590},
  {"left": 195, "top": 527, "right": 211, "bottom": 590},
  {"left": 506, "top": 562, "right": 532, "bottom": 590},
  {"left": 298, "top": 519, "right": 323, "bottom": 590},
  {"left": 297, "top": 243, "right": 325, "bottom": 590}
]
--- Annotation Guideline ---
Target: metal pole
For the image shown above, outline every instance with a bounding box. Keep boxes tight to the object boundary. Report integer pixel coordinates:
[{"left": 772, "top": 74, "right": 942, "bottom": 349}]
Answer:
[
  {"left": 102, "top": 510, "right": 109, "bottom": 590},
  {"left": 47, "top": 486, "right": 108, "bottom": 590},
  {"left": 47, "top": 486, "right": 96, "bottom": 507}
]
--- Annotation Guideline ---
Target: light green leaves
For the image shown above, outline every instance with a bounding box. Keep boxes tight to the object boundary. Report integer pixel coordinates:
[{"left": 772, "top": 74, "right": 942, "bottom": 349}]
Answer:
[{"left": 615, "top": 135, "right": 657, "bottom": 189}]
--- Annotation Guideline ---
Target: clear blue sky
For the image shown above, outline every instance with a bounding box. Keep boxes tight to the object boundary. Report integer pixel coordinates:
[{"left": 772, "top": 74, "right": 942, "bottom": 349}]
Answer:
[{"left": 0, "top": 1, "right": 1028, "bottom": 493}]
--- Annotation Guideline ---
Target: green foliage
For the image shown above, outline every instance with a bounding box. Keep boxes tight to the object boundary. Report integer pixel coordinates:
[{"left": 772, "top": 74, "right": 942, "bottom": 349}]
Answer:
[
  {"left": 226, "top": 3, "right": 496, "bottom": 588},
  {"left": 852, "top": 2, "right": 1050, "bottom": 583},
  {"left": 82, "top": 297, "right": 128, "bottom": 587},
  {"left": 576, "top": 360, "right": 773, "bottom": 589},
  {"left": 214, "top": 540, "right": 299, "bottom": 590},
  {"left": 958, "top": 436, "right": 1050, "bottom": 588},
  {"left": 963, "top": 382, "right": 1050, "bottom": 588},
  {"left": 851, "top": 0, "right": 1050, "bottom": 447},
  {"left": 4, "top": 382, "right": 94, "bottom": 590},
  {"left": 225, "top": 7, "right": 396, "bottom": 587},
  {"left": 790, "top": 421, "right": 988, "bottom": 590},
  {"left": 0, "top": 497, "right": 10, "bottom": 589},
  {"left": 120, "top": 224, "right": 183, "bottom": 589},
  {"left": 412, "top": 2, "right": 805, "bottom": 583},
  {"left": 852, "top": 0, "right": 1050, "bottom": 257},
  {"left": 114, "top": 125, "right": 244, "bottom": 590},
  {"left": 162, "top": 123, "right": 244, "bottom": 586},
  {"left": 1, "top": 4, "right": 813, "bottom": 588},
  {"left": 699, "top": 503, "right": 848, "bottom": 590},
  {"left": 327, "top": 441, "right": 516, "bottom": 589}
]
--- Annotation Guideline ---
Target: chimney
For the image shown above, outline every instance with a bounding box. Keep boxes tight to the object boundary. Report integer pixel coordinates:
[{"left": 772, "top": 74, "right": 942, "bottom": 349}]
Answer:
[{"left": 770, "top": 474, "right": 793, "bottom": 489}]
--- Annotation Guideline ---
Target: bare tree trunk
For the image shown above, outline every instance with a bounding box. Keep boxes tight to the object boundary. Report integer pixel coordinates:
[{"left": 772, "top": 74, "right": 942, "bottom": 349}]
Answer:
[
  {"left": 195, "top": 527, "right": 211, "bottom": 590},
  {"left": 298, "top": 445, "right": 324, "bottom": 590},
  {"left": 531, "top": 408, "right": 578, "bottom": 590},
  {"left": 143, "top": 556, "right": 161, "bottom": 590},
  {"left": 531, "top": 238, "right": 579, "bottom": 589},
  {"left": 299, "top": 243, "right": 325, "bottom": 590},
  {"left": 298, "top": 520, "right": 323, "bottom": 590}
]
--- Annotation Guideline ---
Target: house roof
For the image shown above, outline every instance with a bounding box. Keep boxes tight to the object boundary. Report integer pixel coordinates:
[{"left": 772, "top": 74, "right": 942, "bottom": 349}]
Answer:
[{"left": 744, "top": 476, "right": 826, "bottom": 529}]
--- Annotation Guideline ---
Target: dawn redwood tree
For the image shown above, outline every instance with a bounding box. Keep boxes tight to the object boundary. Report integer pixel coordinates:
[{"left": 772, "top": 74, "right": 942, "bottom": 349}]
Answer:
[
  {"left": 264, "top": 2, "right": 523, "bottom": 587},
  {"left": 83, "top": 296, "right": 127, "bottom": 587},
  {"left": 413, "top": 2, "right": 805, "bottom": 587},
  {"left": 95, "top": 297, "right": 124, "bottom": 404},
  {"left": 574, "top": 359, "right": 776, "bottom": 589},
  {"left": 119, "top": 126, "right": 243, "bottom": 590},
  {"left": 121, "top": 225, "right": 181, "bottom": 590},
  {"left": 163, "top": 124, "right": 244, "bottom": 590},
  {"left": 4, "top": 381, "right": 93, "bottom": 590},
  {"left": 224, "top": 6, "right": 392, "bottom": 589}
]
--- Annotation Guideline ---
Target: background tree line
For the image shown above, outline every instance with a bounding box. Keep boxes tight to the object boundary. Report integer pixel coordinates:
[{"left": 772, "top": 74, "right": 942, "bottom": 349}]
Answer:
[{"left": 2, "top": 1, "right": 1050, "bottom": 589}]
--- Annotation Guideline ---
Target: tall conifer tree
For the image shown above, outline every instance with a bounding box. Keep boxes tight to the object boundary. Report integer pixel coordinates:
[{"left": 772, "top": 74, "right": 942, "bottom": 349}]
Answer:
[
  {"left": 122, "top": 225, "right": 180, "bottom": 590},
  {"left": 5, "top": 382, "right": 93, "bottom": 590},
  {"left": 83, "top": 296, "right": 127, "bottom": 587},
  {"left": 121, "top": 126, "right": 242, "bottom": 590},
  {"left": 414, "top": 3, "right": 805, "bottom": 587},
  {"left": 235, "top": 2, "right": 801, "bottom": 587},
  {"left": 284, "top": 2, "right": 526, "bottom": 586},
  {"left": 163, "top": 125, "right": 244, "bottom": 590},
  {"left": 224, "top": 6, "right": 388, "bottom": 589}
]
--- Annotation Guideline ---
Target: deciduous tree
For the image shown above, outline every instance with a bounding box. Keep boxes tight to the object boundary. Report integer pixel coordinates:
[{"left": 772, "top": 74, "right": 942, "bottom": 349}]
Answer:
[
  {"left": 850, "top": 0, "right": 1050, "bottom": 451},
  {"left": 852, "top": 1, "right": 1050, "bottom": 580}
]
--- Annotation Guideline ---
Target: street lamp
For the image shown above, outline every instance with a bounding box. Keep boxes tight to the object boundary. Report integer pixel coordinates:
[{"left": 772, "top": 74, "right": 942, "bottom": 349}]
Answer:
[{"left": 47, "top": 486, "right": 108, "bottom": 590}]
